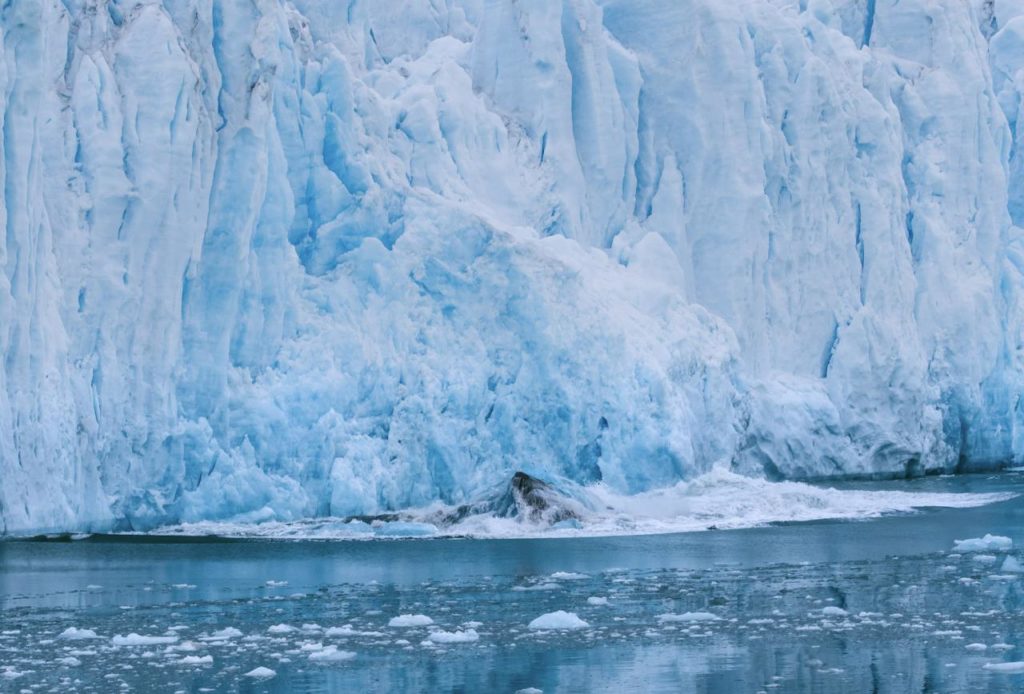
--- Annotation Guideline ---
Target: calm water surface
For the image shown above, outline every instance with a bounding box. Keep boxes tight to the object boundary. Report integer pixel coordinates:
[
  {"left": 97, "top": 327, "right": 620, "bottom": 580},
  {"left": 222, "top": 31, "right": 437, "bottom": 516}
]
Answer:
[{"left": 2, "top": 473, "right": 1024, "bottom": 693}]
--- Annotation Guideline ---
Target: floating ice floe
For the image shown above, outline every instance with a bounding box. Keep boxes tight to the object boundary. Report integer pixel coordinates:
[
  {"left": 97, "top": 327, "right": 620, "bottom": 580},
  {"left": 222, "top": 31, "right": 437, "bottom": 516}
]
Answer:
[
  {"left": 244, "top": 667, "right": 277, "bottom": 679},
  {"left": 388, "top": 615, "right": 434, "bottom": 627},
  {"left": 206, "top": 627, "right": 243, "bottom": 640},
  {"left": 1001, "top": 556, "right": 1023, "bottom": 573},
  {"left": 587, "top": 597, "right": 609, "bottom": 606},
  {"left": 954, "top": 535, "right": 1013, "bottom": 552},
  {"left": 529, "top": 611, "right": 589, "bottom": 630},
  {"left": 983, "top": 661, "right": 1024, "bottom": 673},
  {"left": 657, "top": 612, "right": 721, "bottom": 623},
  {"left": 308, "top": 646, "right": 356, "bottom": 663},
  {"left": 111, "top": 634, "right": 178, "bottom": 646},
  {"left": 821, "top": 607, "right": 848, "bottom": 617},
  {"left": 58, "top": 628, "right": 100, "bottom": 640},
  {"left": 427, "top": 629, "right": 480, "bottom": 644},
  {"left": 550, "top": 572, "right": 588, "bottom": 580}
]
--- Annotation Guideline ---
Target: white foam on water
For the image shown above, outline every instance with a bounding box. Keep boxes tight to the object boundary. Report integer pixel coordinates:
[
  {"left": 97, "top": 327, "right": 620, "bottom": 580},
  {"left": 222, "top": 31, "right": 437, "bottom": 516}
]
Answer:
[{"left": 139, "top": 469, "right": 1017, "bottom": 541}]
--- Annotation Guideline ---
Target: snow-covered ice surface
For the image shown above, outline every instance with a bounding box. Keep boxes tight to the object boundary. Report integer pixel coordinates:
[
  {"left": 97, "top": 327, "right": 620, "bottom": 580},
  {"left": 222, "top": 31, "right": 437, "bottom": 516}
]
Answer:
[
  {"left": 1, "top": 474, "right": 1023, "bottom": 693},
  {"left": 4, "top": 0, "right": 1024, "bottom": 534}
]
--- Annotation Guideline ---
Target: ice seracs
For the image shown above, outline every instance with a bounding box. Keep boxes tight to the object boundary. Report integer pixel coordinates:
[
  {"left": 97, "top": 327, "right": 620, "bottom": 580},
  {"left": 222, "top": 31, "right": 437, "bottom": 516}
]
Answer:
[{"left": 3, "top": 0, "right": 1024, "bottom": 534}]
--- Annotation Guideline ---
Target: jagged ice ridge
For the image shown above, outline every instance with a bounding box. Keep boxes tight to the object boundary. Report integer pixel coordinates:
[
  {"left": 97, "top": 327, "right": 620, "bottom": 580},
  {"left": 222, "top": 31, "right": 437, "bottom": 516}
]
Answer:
[{"left": 2, "top": 0, "right": 1024, "bottom": 533}]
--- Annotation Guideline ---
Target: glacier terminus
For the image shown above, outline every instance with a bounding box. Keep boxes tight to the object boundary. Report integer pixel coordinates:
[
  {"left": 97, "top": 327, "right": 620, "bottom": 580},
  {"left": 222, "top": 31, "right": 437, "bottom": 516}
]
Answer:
[{"left": 3, "top": 0, "right": 1024, "bottom": 534}]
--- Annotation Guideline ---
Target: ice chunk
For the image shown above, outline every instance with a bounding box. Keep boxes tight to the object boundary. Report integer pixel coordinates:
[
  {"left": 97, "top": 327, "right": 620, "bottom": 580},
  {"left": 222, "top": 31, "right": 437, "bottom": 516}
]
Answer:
[
  {"left": 954, "top": 535, "right": 1013, "bottom": 552},
  {"left": 308, "top": 646, "right": 356, "bottom": 663},
  {"left": 657, "top": 612, "right": 721, "bottom": 623},
  {"left": 244, "top": 667, "right": 277, "bottom": 679},
  {"left": 207, "top": 627, "right": 242, "bottom": 640},
  {"left": 58, "top": 628, "right": 100, "bottom": 640},
  {"left": 388, "top": 615, "right": 434, "bottom": 627},
  {"left": 111, "top": 634, "right": 178, "bottom": 646},
  {"left": 528, "top": 611, "right": 589, "bottom": 630},
  {"left": 550, "top": 572, "right": 588, "bottom": 580},
  {"left": 177, "top": 655, "right": 213, "bottom": 666},
  {"left": 983, "top": 661, "right": 1024, "bottom": 673},
  {"left": 427, "top": 629, "right": 480, "bottom": 644},
  {"left": 587, "top": 597, "right": 609, "bottom": 606},
  {"left": 1001, "top": 556, "right": 1023, "bottom": 573},
  {"left": 267, "top": 624, "right": 296, "bottom": 634},
  {"left": 822, "top": 607, "right": 848, "bottom": 617}
]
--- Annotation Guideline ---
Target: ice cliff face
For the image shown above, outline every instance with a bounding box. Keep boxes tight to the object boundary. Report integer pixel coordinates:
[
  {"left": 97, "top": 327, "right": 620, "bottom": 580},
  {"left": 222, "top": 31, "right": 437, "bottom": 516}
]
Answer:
[{"left": 2, "top": 0, "right": 1023, "bottom": 533}]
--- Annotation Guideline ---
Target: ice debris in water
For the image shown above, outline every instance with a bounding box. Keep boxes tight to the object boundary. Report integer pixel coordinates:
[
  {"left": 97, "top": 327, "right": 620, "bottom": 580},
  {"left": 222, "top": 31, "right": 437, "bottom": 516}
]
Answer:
[
  {"left": 953, "top": 535, "right": 1013, "bottom": 552},
  {"left": 308, "top": 646, "right": 356, "bottom": 663},
  {"left": 427, "top": 629, "right": 480, "bottom": 644},
  {"left": 821, "top": 606, "right": 849, "bottom": 617},
  {"left": 388, "top": 615, "right": 434, "bottom": 627},
  {"left": 244, "top": 667, "right": 277, "bottom": 679},
  {"left": 587, "top": 597, "right": 609, "bottom": 606},
  {"left": 657, "top": 612, "right": 721, "bottom": 623},
  {"left": 58, "top": 628, "right": 99, "bottom": 640},
  {"left": 1001, "top": 556, "right": 1023, "bottom": 573},
  {"left": 206, "top": 627, "right": 242, "bottom": 640},
  {"left": 982, "top": 662, "right": 1024, "bottom": 673},
  {"left": 111, "top": 634, "right": 178, "bottom": 646},
  {"left": 528, "top": 612, "right": 590, "bottom": 630}
]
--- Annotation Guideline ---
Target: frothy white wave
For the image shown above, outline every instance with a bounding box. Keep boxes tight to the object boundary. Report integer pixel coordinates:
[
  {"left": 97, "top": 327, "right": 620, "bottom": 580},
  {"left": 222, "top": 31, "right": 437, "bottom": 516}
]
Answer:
[{"left": 143, "top": 469, "right": 1016, "bottom": 541}]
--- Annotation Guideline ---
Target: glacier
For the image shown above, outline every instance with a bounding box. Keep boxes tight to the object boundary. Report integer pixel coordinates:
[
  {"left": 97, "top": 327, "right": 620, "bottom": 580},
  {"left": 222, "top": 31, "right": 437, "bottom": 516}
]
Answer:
[{"left": 2, "top": 0, "right": 1024, "bottom": 534}]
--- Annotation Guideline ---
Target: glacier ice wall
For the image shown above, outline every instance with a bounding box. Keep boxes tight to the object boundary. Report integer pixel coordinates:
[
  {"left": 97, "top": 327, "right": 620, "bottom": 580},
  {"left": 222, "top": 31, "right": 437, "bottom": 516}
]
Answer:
[{"left": 1, "top": 0, "right": 1023, "bottom": 533}]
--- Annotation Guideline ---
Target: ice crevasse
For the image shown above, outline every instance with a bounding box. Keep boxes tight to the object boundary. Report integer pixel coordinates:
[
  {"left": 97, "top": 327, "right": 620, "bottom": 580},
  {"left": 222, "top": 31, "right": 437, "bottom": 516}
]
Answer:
[{"left": 2, "top": 0, "right": 1024, "bottom": 533}]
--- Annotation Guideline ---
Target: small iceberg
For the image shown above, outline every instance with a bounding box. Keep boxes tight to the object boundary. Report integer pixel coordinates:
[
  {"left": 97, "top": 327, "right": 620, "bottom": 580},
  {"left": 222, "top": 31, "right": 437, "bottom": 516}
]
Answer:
[
  {"left": 388, "top": 615, "right": 434, "bottom": 627},
  {"left": 954, "top": 535, "right": 1013, "bottom": 552},
  {"left": 528, "top": 611, "right": 589, "bottom": 630}
]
